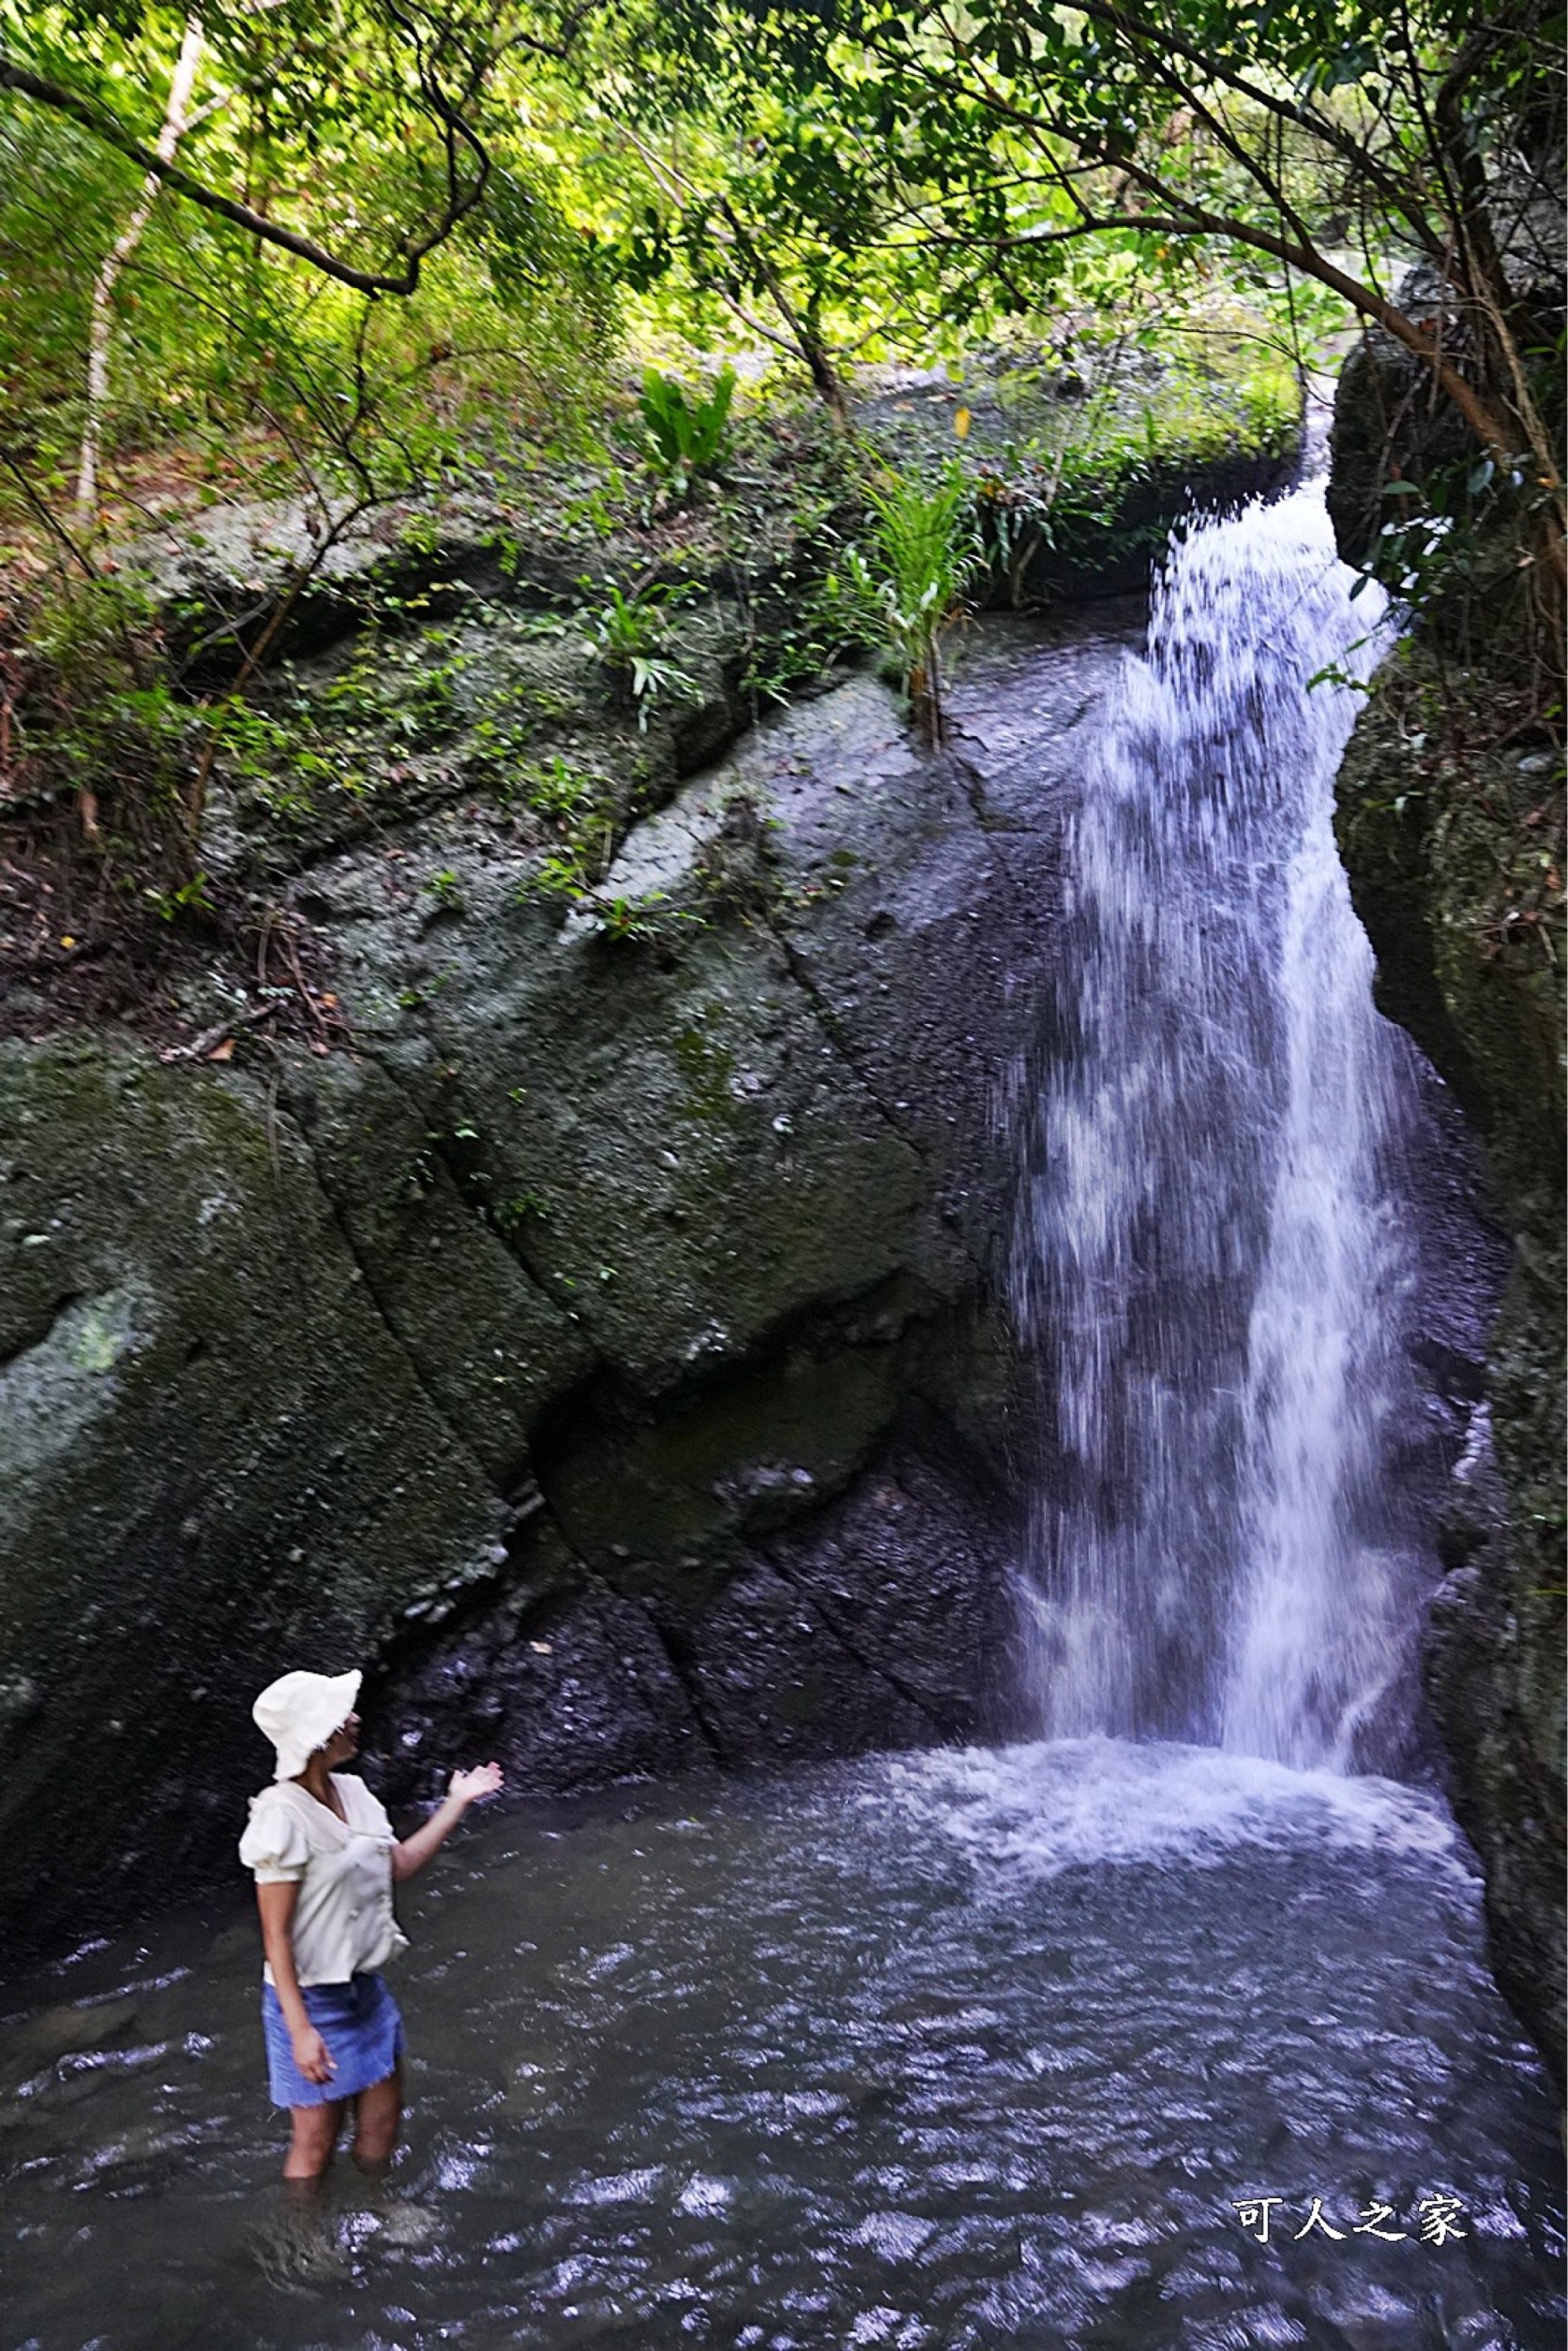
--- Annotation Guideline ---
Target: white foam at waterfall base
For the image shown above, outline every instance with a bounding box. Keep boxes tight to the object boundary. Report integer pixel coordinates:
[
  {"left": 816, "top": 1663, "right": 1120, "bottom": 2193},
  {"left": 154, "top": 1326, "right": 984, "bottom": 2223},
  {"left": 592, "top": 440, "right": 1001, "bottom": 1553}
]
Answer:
[{"left": 877, "top": 1737, "right": 1475, "bottom": 1885}]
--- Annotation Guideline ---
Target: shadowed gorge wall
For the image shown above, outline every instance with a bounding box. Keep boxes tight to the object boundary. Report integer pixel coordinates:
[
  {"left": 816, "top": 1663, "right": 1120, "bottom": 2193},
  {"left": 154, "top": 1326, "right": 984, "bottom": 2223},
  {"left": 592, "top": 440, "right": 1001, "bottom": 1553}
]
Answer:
[{"left": 1329, "top": 348, "right": 1566, "bottom": 2088}]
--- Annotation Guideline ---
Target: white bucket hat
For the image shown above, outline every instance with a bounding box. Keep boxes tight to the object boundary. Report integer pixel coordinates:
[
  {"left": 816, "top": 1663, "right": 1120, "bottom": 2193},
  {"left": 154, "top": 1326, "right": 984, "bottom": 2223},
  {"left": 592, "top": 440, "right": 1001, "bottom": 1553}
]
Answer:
[{"left": 252, "top": 1667, "right": 362, "bottom": 1780}]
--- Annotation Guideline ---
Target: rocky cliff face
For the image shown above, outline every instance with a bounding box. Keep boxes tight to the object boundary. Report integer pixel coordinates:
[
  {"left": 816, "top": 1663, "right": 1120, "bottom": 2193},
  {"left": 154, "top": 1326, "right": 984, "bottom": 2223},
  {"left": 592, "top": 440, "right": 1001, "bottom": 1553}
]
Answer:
[
  {"left": 1330, "top": 361, "right": 1566, "bottom": 2087},
  {"left": 0, "top": 568, "right": 1142, "bottom": 1955}
]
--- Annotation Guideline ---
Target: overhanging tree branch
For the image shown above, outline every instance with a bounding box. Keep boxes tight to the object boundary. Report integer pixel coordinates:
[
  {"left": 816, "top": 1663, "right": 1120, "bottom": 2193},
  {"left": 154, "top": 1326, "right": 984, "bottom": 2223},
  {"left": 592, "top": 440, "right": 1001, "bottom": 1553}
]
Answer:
[
  {"left": 861, "top": 25, "right": 1564, "bottom": 569},
  {"left": 0, "top": 51, "right": 490, "bottom": 294}
]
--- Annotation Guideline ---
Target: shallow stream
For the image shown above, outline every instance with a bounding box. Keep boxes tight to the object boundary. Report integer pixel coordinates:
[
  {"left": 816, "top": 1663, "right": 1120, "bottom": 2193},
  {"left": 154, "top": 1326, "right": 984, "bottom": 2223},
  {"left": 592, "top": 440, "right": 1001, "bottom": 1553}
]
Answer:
[
  {"left": 2, "top": 1741, "right": 1564, "bottom": 2349},
  {"left": 4, "top": 488, "right": 1563, "bottom": 2348}
]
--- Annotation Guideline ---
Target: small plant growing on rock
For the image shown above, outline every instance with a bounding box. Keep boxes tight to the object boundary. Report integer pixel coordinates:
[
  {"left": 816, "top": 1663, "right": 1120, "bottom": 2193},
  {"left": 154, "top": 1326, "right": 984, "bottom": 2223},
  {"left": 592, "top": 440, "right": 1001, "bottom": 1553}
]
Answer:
[
  {"left": 517, "top": 842, "right": 706, "bottom": 951},
  {"left": 522, "top": 754, "right": 596, "bottom": 823},
  {"left": 637, "top": 365, "right": 736, "bottom": 499},
  {"left": 492, "top": 1190, "right": 552, "bottom": 1235},
  {"left": 591, "top": 890, "right": 685, "bottom": 943},
  {"left": 580, "top": 579, "right": 697, "bottom": 731},
  {"left": 740, "top": 541, "right": 885, "bottom": 704},
  {"left": 520, "top": 845, "right": 599, "bottom": 912},
  {"left": 854, "top": 461, "right": 981, "bottom": 746}
]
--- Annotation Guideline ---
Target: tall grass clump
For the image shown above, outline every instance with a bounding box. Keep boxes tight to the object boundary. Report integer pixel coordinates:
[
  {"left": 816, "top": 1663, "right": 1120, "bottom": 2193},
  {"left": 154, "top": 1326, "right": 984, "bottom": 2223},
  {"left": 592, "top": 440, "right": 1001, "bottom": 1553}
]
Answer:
[{"left": 854, "top": 462, "right": 980, "bottom": 745}]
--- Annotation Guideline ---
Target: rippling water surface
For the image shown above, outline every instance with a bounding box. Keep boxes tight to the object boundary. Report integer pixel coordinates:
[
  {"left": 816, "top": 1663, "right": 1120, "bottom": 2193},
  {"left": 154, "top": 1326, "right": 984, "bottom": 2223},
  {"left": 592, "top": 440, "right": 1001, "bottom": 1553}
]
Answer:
[{"left": 3, "top": 1741, "right": 1561, "bottom": 2348}]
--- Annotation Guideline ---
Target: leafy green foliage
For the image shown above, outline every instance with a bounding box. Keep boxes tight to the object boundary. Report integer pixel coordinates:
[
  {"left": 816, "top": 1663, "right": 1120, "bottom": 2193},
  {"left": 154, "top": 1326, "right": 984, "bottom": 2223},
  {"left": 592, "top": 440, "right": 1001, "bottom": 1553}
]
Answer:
[
  {"left": 517, "top": 752, "right": 600, "bottom": 822},
  {"left": 2, "top": 566, "right": 200, "bottom": 897},
  {"left": 738, "top": 557, "right": 882, "bottom": 701},
  {"left": 852, "top": 462, "right": 981, "bottom": 742},
  {"left": 492, "top": 1188, "right": 552, "bottom": 1232},
  {"left": 1345, "top": 451, "right": 1558, "bottom": 680},
  {"left": 518, "top": 850, "right": 700, "bottom": 945},
  {"left": 0, "top": 0, "right": 617, "bottom": 543},
  {"left": 626, "top": 0, "right": 1561, "bottom": 651},
  {"left": 6, "top": 0, "right": 1548, "bottom": 1000},
  {"left": 637, "top": 364, "right": 736, "bottom": 495},
  {"left": 0, "top": 0, "right": 598, "bottom": 301},
  {"left": 580, "top": 579, "right": 698, "bottom": 730},
  {"left": 219, "top": 622, "right": 470, "bottom": 825}
]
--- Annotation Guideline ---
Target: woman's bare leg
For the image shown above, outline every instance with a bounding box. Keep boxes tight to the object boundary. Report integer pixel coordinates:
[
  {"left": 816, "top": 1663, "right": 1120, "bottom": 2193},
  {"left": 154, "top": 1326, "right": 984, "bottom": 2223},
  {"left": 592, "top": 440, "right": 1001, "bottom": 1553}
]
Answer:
[
  {"left": 284, "top": 2097, "right": 344, "bottom": 2183},
  {"left": 350, "top": 2066, "right": 402, "bottom": 2176}
]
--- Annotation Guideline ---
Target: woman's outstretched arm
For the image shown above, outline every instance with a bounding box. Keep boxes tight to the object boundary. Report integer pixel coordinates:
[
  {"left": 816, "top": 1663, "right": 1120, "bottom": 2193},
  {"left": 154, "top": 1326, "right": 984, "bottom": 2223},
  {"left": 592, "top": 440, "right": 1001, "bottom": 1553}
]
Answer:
[{"left": 391, "top": 1762, "right": 505, "bottom": 1883}]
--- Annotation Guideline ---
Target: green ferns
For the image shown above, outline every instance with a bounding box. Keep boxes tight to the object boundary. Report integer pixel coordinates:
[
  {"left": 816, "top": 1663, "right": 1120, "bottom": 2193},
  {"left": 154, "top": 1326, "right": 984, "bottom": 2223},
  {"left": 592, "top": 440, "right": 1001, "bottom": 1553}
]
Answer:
[{"left": 581, "top": 580, "right": 697, "bottom": 731}]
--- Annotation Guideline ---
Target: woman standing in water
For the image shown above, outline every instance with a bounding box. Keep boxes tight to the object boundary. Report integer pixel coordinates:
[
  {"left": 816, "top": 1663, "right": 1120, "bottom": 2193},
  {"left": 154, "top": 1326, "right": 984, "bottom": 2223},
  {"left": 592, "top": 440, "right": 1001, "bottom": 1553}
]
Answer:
[{"left": 239, "top": 1667, "right": 503, "bottom": 2185}]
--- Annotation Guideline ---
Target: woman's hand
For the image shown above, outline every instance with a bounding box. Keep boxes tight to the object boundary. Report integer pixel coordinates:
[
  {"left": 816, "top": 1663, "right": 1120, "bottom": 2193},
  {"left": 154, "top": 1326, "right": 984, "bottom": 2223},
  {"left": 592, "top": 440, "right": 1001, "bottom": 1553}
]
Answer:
[
  {"left": 291, "top": 2024, "right": 337, "bottom": 2086},
  {"left": 448, "top": 1761, "right": 505, "bottom": 1808},
  {"left": 392, "top": 1759, "right": 506, "bottom": 1880}
]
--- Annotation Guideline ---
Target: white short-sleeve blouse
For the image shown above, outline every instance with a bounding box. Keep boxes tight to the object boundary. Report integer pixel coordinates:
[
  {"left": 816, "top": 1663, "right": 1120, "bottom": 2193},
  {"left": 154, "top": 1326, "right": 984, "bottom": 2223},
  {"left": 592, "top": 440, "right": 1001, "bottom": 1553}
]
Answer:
[{"left": 239, "top": 1772, "right": 409, "bottom": 1987}]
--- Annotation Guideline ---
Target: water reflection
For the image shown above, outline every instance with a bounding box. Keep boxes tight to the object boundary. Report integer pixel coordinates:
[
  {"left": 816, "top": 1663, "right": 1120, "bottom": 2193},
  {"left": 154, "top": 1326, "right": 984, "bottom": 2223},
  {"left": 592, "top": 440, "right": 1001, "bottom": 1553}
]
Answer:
[{"left": 2, "top": 1743, "right": 1561, "bottom": 2348}]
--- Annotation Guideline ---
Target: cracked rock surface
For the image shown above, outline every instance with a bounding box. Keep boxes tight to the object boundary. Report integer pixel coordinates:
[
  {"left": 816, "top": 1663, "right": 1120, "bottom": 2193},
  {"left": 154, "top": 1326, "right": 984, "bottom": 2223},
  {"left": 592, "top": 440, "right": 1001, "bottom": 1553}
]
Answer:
[
  {"left": 1333, "top": 659, "right": 1566, "bottom": 2089},
  {"left": 0, "top": 606, "right": 1139, "bottom": 1956}
]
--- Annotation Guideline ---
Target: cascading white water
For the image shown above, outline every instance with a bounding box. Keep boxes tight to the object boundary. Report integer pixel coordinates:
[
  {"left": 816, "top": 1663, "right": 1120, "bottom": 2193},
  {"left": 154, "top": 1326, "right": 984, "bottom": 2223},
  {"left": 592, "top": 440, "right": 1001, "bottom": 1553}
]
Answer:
[{"left": 1012, "top": 485, "right": 1425, "bottom": 1772}]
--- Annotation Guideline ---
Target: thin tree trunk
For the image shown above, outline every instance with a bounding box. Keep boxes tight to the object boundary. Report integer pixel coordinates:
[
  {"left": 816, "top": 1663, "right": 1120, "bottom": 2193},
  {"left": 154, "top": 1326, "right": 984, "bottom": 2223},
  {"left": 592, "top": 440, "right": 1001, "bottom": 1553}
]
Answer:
[
  {"left": 76, "top": 14, "right": 204, "bottom": 518},
  {"left": 716, "top": 201, "right": 850, "bottom": 425}
]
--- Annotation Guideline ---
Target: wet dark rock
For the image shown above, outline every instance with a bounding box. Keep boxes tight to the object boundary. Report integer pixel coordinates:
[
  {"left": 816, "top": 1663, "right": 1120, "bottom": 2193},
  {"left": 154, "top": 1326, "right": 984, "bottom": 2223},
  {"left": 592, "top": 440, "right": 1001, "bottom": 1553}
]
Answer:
[
  {"left": 987, "top": 450, "right": 1300, "bottom": 606},
  {"left": 367, "top": 1528, "right": 708, "bottom": 1800},
  {"left": 1334, "top": 659, "right": 1565, "bottom": 2088},
  {"left": 1325, "top": 267, "right": 1478, "bottom": 574},
  {"left": 0, "top": 604, "right": 1140, "bottom": 1962},
  {"left": 1324, "top": 223, "right": 1565, "bottom": 2080},
  {"left": 1327, "top": 247, "right": 1565, "bottom": 653}
]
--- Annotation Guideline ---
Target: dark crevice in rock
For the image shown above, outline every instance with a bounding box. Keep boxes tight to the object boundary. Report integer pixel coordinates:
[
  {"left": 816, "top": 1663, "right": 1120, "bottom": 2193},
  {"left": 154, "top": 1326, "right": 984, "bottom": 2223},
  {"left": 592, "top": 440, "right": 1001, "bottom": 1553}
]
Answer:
[
  {"left": 947, "top": 748, "right": 993, "bottom": 829},
  {"left": 251, "top": 776, "right": 498, "bottom": 881},
  {"left": 761, "top": 913, "right": 1006, "bottom": 1305},
  {"left": 527, "top": 1270, "right": 939, "bottom": 1471},
  {"left": 366, "top": 1487, "right": 564, "bottom": 1684},
  {"left": 0, "top": 1290, "right": 82, "bottom": 1370},
  {"left": 279, "top": 1093, "right": 505, "bottom": 1500},
  {"left": 366, "top": 1509, "right": 718, "bottom": 1811},
  {"left": 765, "top": 922, "right": 928, "bottom": 1164},
  {"left": 351, "top": 1039, "right": 594, "bottom": 1339},
  {"left": 626, "top": 1601, "right": 729, "bottom": 1766},
  {"left": 383, "top": 1476, "right": 555, "bottom": 1650},
  {"left": 756, "top": 1532, "right": 955, "bottom": 1735},
  {"left": 421, "top": 1115, "right": 582, "bottom": 1320}
]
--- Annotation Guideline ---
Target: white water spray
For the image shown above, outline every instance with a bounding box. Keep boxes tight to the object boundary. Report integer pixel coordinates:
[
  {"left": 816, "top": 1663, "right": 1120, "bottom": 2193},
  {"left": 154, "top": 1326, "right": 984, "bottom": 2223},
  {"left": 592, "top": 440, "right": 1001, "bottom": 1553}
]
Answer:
[{"left": 1013, "top": 487, "right": 1422, "bottom": 1771}]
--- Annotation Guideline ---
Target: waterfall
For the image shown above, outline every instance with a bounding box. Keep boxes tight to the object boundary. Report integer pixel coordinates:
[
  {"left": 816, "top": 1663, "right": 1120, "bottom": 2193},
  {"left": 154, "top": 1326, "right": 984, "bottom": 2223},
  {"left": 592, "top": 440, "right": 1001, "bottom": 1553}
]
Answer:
[{"left": 1011, "top": 486, "right": 1424, "bottom": 1773}]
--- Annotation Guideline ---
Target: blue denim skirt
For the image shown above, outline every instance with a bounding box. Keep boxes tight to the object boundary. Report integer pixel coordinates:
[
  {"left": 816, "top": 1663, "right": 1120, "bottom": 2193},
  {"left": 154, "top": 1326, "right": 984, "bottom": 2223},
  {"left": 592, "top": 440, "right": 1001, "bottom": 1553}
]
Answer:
[{"left": 262, "top": 1971, "right": 404, "bottom": 2107}]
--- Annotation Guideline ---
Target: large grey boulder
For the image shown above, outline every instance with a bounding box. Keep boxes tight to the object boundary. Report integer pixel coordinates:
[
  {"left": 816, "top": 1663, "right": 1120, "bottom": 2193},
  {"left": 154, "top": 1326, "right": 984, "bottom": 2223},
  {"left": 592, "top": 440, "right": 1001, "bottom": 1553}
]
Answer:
[{"left": 0, "top": 608, "right": 1140, "bottom": 1955}]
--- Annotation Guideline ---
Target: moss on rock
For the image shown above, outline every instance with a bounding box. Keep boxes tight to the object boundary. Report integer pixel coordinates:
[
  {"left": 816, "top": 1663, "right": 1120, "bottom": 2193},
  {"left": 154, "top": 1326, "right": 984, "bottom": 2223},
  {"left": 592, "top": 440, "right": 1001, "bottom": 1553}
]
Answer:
[
  {"left": 1334, "top": 644, "right": 1565, "bottom": 2087},
  {"left": 0, "top": 602, "right": 1146, "bottom": 1960}
]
